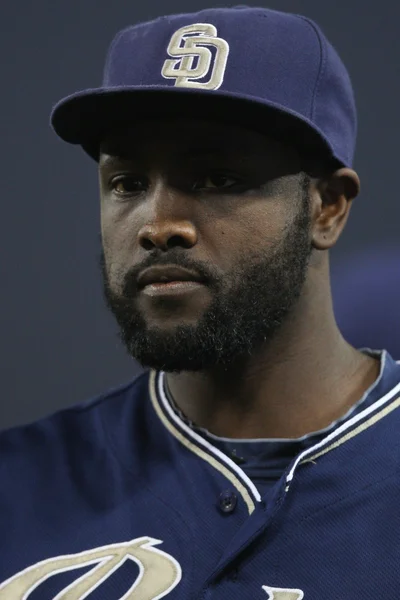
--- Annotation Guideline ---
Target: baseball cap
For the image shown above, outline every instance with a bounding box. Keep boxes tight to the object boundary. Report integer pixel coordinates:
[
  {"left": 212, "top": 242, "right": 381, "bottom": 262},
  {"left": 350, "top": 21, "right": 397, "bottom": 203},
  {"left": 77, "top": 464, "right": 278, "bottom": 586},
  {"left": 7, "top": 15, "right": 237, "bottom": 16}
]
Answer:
[{"left": 51, "top": 5, "right": 357, "bottom": 167}]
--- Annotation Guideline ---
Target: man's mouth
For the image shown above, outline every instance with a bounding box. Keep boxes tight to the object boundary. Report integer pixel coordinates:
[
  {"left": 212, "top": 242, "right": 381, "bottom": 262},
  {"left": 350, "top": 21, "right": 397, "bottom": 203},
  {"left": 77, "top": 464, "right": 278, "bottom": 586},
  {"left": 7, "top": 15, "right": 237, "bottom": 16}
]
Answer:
[{"left": 137, "top": 265, "right": 206, "bottom": 297}]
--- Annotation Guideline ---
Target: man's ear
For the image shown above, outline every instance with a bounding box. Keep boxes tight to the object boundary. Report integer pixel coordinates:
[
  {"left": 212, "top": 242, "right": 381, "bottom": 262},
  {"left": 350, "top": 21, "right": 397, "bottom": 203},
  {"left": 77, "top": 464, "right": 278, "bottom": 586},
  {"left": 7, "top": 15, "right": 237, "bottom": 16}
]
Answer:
[{"left": 311, "top": 168, "right": 360, "bottom": 250}]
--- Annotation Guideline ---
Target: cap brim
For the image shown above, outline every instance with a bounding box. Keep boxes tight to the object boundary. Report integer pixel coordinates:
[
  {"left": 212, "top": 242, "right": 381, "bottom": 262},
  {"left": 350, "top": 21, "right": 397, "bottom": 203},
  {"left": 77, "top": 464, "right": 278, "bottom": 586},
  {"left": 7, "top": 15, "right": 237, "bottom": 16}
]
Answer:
[{"left": 51, "top": 86, "right": 338, "bottom": 163}]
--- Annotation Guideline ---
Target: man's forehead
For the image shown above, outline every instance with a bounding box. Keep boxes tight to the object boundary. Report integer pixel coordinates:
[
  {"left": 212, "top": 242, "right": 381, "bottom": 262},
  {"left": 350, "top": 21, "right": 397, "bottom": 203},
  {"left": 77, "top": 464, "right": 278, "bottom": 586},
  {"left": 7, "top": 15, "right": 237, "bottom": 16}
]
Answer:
[{"left": 99, "top": 117, "right": 293, "bottom": 161}]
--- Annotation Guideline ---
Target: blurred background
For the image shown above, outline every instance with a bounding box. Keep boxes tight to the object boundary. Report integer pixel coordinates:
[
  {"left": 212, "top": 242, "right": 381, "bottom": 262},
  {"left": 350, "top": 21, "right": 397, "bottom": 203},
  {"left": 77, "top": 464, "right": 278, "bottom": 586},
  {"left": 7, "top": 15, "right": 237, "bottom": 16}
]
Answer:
[{"left": 1, "top": 0, "right": 399, "bottom": 429}]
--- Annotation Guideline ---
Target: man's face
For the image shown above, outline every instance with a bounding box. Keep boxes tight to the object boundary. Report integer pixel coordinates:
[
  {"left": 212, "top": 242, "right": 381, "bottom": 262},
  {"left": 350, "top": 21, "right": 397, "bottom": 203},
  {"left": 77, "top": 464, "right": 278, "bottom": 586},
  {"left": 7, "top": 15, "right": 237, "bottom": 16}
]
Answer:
[{"left": 99, "top": 118, "right": 313, "bottom": 371}]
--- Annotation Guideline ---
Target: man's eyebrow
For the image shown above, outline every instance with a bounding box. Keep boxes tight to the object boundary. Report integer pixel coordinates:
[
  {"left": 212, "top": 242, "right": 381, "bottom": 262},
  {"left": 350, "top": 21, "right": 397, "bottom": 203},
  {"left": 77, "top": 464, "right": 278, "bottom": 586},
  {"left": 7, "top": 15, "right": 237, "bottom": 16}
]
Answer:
[{"left": 99, "top": 154, "right": 136, "bottom": 167}]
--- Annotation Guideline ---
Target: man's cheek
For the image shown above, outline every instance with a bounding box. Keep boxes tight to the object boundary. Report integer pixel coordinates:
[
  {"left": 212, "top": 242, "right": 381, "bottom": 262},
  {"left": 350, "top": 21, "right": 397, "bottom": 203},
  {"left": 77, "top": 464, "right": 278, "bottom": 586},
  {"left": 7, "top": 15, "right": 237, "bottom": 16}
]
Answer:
[{"left": 103, "top": 259, "right": 125, "bottom": 295}]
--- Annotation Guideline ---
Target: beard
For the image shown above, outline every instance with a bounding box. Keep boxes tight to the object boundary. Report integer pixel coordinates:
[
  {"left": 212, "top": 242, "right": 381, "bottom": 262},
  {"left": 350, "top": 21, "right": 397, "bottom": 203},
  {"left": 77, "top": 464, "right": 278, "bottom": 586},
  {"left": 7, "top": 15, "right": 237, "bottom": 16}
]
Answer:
[{"left": 100, "top": 180, "right": 312, "bottom": 372}]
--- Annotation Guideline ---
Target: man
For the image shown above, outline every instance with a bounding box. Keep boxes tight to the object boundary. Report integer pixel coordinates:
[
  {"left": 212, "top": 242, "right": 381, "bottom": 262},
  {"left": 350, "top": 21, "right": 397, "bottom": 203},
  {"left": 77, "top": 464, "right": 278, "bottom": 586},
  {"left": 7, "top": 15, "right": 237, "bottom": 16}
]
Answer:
[{"left": 1, "top": 6, "right": 399, "bottom": 599}]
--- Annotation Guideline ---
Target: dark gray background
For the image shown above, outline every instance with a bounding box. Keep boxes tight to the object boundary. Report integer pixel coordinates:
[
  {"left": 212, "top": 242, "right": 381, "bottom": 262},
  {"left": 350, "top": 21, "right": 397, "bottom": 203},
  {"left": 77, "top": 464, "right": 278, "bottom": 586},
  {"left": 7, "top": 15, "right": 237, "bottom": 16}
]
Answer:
[{"left": 1, "top": 0, "right": 399, "bottom": 429}]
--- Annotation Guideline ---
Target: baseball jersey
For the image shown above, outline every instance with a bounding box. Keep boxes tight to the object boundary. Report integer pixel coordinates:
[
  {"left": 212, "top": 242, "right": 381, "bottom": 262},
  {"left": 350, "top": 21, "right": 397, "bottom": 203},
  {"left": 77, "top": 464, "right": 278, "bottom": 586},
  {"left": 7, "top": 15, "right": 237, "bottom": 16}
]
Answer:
[{"left": 0, "top": 350, "right": 399, "bottom": 599}]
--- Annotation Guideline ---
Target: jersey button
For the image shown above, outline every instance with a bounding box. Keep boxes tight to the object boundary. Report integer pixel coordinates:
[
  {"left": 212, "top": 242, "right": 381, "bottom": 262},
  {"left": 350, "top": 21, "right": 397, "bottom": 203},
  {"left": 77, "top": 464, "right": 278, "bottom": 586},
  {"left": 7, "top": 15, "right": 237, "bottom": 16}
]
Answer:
[{"left": 218, "top": 490, "right": 238, "bottom": 514}]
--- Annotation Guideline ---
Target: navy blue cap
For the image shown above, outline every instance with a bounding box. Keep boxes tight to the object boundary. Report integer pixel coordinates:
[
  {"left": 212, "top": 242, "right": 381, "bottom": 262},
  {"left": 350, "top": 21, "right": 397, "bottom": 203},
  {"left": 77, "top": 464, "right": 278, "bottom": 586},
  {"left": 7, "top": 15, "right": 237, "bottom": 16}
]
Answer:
[{"left": 51, "top": 6, "right": 357, "bottom": 166}]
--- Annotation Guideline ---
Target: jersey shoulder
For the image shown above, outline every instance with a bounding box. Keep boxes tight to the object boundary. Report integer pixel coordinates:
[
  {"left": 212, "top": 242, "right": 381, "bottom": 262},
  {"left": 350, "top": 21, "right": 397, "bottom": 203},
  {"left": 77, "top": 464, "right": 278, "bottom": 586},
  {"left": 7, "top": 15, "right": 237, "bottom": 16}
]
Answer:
[{"left": 0, "top": 370, "right": 152, "bottom": 481}]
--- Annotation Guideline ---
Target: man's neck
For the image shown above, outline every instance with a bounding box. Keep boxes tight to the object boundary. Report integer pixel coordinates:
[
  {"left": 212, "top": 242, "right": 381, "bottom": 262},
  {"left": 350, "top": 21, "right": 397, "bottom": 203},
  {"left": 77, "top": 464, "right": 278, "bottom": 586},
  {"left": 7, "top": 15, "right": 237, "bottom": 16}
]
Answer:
[{"left": 165, "top": 318, "right": 380, "bottom": 440}]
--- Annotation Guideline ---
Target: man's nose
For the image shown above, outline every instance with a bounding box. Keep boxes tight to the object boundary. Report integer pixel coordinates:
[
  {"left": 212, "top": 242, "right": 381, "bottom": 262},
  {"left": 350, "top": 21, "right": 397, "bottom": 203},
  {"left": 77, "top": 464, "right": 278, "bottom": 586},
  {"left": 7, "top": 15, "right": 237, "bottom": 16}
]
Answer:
[{"left": 137, "top": 185, "right": 198, "bottom": 251}]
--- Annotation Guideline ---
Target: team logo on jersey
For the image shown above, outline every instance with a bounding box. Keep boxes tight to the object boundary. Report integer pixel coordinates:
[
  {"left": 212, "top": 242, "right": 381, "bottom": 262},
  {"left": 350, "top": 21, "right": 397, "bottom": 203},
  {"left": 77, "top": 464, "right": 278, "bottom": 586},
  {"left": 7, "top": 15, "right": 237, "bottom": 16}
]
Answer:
[
  {"left": 0, "top": 534, "right": 306, "bottom": 599},
  {"left": 262, "top": 585, "right": 304, "bottom": 599},
  {"left": 0, "top": 536, "right": 182, "bottom": 599},
  {"left": 161, "top": 23, "right": 229, "bottom": 90}
]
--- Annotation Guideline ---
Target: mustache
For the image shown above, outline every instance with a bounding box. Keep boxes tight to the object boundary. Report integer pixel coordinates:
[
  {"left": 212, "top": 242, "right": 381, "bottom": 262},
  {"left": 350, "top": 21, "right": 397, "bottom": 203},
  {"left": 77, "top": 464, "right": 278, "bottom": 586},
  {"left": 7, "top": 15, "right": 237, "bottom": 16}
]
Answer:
[{"left": 121, "top": 250, "right": 218, "bottom": 297}]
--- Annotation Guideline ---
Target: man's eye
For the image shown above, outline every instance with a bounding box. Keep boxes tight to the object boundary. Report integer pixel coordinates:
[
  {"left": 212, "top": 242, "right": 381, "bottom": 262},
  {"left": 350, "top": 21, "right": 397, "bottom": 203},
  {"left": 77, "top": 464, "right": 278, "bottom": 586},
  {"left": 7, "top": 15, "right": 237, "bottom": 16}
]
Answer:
[
  {"left": 111, "top": 176, "right": 147, "bottom": 195},
  {"left": 193, "top": 173, "right": 240, "bottom": 191}
]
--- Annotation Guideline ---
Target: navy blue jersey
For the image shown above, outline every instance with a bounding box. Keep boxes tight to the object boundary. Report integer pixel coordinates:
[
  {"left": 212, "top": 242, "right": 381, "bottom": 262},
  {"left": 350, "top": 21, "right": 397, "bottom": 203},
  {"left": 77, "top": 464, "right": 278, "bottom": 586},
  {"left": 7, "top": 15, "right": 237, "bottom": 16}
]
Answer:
[{"left": 1, "top": 352, "right": 400, "bottom": 599}]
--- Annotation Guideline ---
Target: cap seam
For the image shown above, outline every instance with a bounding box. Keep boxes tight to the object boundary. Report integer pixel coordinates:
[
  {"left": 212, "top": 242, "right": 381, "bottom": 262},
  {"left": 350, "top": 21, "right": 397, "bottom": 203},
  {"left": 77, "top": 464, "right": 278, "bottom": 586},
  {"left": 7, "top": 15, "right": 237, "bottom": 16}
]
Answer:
[
  {"left": 103, "top": 26, "right": 134, "bottom": 83},
  {"left": 296, "top": 16, "right": 327, "bottom": 124},
  {"left": 103, "top": 16, "right": 180, "bottom": 82},
  {"left": 103, "top": 20, "right": 165, "bottom": 82}
]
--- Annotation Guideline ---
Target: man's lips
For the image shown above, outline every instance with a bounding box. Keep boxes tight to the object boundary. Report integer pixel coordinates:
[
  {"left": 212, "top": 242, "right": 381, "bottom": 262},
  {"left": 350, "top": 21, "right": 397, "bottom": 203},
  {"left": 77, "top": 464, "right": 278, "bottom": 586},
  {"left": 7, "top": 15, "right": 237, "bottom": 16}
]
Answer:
[
  {"left": 140, "top": 280, "right": 205, "bottom": 297},
  {"left": 137, "top": 265, "right": 205, "bottom": 290}
]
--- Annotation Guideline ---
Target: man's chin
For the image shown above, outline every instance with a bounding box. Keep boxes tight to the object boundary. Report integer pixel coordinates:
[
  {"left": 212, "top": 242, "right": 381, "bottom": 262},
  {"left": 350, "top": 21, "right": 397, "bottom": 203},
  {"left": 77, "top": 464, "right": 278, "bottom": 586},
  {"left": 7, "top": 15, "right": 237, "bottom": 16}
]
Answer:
[
  {"left": 128, "top": 346, "right": 210, "bottom": 373},
  {"left": 121, "top": 324, "right": 213, "bottom": 372}
]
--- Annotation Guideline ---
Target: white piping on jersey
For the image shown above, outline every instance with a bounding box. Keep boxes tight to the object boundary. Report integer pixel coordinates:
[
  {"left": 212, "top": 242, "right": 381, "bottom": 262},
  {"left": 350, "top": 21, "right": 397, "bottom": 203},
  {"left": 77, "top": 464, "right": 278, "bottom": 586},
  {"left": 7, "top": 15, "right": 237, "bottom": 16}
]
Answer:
[
  {"left": 149, "top": 371, "right": 261, "bottom": 514},
  {"left": 286, "top": 378, "right": 400, "bottom": 486},
  {"left": 156, "top": 372, "right": 262, "bottom": 503},
  {"left": 301, "top": 394, "right": 400, "bottom": 464},
  {"left": 150, "top": 358, "right": 400, "bottom": 511}
]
